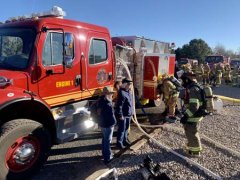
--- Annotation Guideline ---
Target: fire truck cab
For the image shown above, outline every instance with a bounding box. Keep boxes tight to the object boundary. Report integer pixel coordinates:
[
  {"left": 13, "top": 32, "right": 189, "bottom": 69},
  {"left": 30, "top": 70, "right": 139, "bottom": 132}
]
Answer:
[
  {"left": 205, "top": 55, "right": 230, "bottom": 68},
  {"left": 0, "top": 7, "right": 114, "bottom": 178}
]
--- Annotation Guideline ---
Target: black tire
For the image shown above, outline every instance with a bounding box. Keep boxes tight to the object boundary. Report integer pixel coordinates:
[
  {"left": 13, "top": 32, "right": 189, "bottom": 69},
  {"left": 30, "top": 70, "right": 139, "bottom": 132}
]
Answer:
[{"left": 0, "top": 119, "right": 51, "bottom": 180}]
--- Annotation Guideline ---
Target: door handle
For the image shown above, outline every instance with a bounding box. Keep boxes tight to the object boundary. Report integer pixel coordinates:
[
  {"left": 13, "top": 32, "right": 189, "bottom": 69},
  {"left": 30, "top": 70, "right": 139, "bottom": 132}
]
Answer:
[
  {"left": 75, "top": 75, "right": 81, "bottom": 86},
  {"left": 46, "top": 69, "right": 53, "bottom": 76},
  {"left": 108, "top": 72, "right": 113, "bottom": 81}
]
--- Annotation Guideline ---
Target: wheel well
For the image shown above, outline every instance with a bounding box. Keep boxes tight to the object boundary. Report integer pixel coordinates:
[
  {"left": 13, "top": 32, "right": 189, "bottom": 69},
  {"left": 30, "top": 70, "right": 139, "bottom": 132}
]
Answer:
[{"left": 0, "top": 100, "right": 56, "bottom": 143}]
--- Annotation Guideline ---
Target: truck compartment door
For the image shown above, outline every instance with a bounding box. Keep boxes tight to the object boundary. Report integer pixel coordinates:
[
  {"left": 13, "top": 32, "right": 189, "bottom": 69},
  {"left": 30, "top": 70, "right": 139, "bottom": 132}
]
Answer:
[
  {"left": 158, "top": 55, "right": 170, "bottom": 75},
  {"left": 143, "top": 56, "right": 159, "bottom": 100},
  {"left": 168, "top": 55, "right": 176, "bottom": 76}
]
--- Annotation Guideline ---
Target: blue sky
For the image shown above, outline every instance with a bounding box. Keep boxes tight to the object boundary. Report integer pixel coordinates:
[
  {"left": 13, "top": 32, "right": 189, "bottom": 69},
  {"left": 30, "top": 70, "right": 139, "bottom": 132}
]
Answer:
[{"left": 1, "top": 0, "right": 240, "bottom": 52}]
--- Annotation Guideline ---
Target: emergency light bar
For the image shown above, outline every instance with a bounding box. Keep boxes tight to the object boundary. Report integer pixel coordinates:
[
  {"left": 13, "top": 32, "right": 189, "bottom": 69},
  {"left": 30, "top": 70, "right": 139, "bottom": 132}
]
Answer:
[
  {"left": 170, "top": 42, "right": 176, "bottom": 48},
  {"left": 33, "top": 6, "right": 66, "bottom": 18},
  {"left": 5, "top": 6, "right": 66, "bottom": 23}
]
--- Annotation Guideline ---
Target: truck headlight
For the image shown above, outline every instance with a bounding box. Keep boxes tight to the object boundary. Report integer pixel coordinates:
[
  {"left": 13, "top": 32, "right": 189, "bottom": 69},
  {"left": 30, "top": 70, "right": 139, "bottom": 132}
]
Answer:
[{"left": 0, "top": 76, "right": 12, "bottom": 88}]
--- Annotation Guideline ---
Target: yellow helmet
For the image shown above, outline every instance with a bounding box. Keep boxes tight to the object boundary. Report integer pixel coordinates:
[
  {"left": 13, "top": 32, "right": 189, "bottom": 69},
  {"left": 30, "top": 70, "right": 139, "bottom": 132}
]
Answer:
[
  {"left": 162, "top": 73, "right": 168, "bottom": 79},
  {"left": 140, "top": 98, "right": 149, "bottom": 105},
  {"left": 157, "top": 75, "right": 162, "bottom": 81},
  {"left": 187, "top": 63, "right": 192, "bottom": 69}
]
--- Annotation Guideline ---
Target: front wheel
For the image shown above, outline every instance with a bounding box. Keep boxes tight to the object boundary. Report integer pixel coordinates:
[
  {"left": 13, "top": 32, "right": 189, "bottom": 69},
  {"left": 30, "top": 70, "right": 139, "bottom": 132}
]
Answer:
[{"left": 0, "top": 119, "right": 51, "bottom": 180}]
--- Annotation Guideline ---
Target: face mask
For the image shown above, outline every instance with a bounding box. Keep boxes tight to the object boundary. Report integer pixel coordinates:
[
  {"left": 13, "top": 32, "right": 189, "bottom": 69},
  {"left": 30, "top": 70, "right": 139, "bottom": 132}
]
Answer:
[{"left": 121, "top": 83, "right": 127, "bottom": 88}]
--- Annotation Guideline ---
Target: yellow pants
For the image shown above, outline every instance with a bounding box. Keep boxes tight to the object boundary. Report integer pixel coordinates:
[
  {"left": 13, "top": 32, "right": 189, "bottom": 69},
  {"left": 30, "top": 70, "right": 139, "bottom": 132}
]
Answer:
[
  {"left": 232, "top": 76, "right": 238, "bottom": 86},
  {"left": 202, "top": 74, "right": 209, "bottom": 84},
  {"left": 183, "top": 122, "right": 202, "bottom": 152},
  {"left": 196, "top": 74, "right": 202, "bottom": 83},
  {"left": 166, "top": 96, "right": 178, "bottom": 116}
]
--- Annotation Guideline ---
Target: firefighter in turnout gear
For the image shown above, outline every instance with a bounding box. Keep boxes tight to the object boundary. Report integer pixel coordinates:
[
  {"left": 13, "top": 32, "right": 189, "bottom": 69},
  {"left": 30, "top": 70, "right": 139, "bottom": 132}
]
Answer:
[
  {"left": 196, "top": 63, "right": 204, "bottom": 84},
  {"left": 180, "top": 72, "right": 203, "bottom": 156},
  {"left": 209, "top": 64, "right": 217, "bottom": 86},
  {"left": 202, "top": 63, "right": 210, "bottom": 85},
  {"left": 232, "top": 65, "right": 239, "bottom": 87},
  {"left": 157, "top": 74, "right": 179, "bottom": 122},
  {"left": 216, "top": 62, "right": 225, "bottom": 86},
  {"left": 223, "top": 63, "right": 232, "bottom": 84},
  {"left": 192, "top": 62, "right": 198, "bottom": 74},
  {"left": 182, "top": 63, "right": 192, "bottom": 73}
]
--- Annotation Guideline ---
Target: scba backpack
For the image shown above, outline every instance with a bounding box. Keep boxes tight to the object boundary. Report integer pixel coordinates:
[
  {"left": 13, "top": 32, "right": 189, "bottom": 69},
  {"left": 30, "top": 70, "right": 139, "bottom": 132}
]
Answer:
[
  {"left": 168, "top": 76, "right": 182, "bottom": 90},
  {"left": 190, "top": 84, "right": 214, "bottom": 116}
]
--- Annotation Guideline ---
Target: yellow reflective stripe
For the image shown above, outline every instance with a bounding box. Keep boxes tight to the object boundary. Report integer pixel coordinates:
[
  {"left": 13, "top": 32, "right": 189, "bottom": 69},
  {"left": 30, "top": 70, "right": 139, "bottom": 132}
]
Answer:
[
  {"left": 189, "top": 98, "right": 203, "bottom": 106},
  {"left": 186, "top": 109, "right": 193, "bottom": 117},
  {"left": 188, "top": 146, "right": 202, "bottom": 152},
  {"left": 188, "top": 117, "right": 203, "bottom": 122},
  {"left": 172, "top": 92, "right": 179, "bottom": 97},
  {"left": 189, "top": 98, "right": 199, "bottom": 103},
  {"left": 169, "top": 83, "right": 175, "bottom": 89}
]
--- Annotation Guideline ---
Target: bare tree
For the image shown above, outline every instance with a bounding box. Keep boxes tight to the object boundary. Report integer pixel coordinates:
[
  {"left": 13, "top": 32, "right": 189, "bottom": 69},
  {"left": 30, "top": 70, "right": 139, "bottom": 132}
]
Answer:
[
  {"left": 213, "top": 44, "right": 236, "bottom": 59},
  {"left": 213, "top": 44, "right": 226, "bottom": 55}
]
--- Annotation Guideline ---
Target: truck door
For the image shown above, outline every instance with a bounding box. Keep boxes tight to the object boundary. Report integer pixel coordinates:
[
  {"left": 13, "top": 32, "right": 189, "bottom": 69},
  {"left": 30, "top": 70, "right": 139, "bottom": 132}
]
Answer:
[
  {"left": 37, "top": 26, "right": 81, "bottom": 107},
  {"left": 85, "top": 31, "right": 113, "bottom": 94}
]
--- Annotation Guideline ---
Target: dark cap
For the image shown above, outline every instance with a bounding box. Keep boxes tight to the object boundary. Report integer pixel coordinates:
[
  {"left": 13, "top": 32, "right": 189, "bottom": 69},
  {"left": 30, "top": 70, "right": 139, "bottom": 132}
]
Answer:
[{"left": 122, "top": 78, "right": 133, "bottom": 84}]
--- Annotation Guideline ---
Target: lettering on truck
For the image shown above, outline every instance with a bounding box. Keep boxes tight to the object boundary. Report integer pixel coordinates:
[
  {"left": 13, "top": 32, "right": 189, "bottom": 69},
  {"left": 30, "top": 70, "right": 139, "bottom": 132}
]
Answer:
[{"left": 56, "top": 80, "right": 74, "bottom": 88}]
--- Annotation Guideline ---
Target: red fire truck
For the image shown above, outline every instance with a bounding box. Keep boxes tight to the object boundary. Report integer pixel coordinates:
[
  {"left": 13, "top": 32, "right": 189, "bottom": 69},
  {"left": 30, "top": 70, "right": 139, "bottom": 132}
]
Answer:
[
  {"left": 112, "top": 36, "right": 175, "bottom": 106},
  {"left": 0, "top": 7, "right": 175, "bottom": 178},
  {"left": 205, "top": 55, "right": 230, "bottom": 68}
]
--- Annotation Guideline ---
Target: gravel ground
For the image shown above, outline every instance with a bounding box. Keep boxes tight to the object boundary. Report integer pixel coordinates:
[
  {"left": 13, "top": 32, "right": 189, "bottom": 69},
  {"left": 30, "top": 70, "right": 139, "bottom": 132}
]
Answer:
[
  {"left": 201, "top": 106, "right": 240, "bottom": 152},
  {"left": 107, "top": 104, "right": 240, "bottom": 180},
  {"left": 32, "top": 99, "right": 239, "bottom": 179}
]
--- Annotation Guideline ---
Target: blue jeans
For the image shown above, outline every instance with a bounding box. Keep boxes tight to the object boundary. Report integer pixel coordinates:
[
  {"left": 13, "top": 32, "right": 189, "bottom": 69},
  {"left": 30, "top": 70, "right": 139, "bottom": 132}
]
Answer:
[
  {"left": 117, "top": 117, "right": 131, "bottom": 145},
  {"left": 101, "top": 126, "right": 114, "bottom": 162}
]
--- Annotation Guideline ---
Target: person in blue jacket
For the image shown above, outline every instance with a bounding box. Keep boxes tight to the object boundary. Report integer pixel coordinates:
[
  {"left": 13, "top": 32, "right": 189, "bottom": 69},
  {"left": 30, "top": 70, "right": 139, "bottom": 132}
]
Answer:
[
  {"left": 98, "top": 86, "right": 117, "bottom": 164},
  {"left": 115, "top": 78, "right": 134, "bottom": 149}
]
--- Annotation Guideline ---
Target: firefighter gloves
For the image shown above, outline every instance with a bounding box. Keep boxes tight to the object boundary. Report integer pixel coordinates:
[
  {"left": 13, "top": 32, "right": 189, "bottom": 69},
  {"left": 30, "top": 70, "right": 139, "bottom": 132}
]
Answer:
[{"left": 180, "top": 114, "right": 188, "bottom": 124}]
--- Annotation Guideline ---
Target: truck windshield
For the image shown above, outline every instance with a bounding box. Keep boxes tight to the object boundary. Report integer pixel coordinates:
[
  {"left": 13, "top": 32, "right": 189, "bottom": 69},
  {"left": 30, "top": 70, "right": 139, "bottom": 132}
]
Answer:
[
  {"left": 205, "top": 56, "right": 224, "bottom": 64},
  {"left": 179, "top": 59, "right": 188, "bottom": 64},
  {"left": 0, "top": 28, "right": 35, "bottom": 70}
]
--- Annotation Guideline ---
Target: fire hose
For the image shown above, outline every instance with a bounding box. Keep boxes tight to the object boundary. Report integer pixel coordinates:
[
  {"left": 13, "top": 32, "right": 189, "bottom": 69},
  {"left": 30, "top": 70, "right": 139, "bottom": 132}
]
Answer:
[{"left": 117, "top": 57, "right": 222, "bottom": 180}]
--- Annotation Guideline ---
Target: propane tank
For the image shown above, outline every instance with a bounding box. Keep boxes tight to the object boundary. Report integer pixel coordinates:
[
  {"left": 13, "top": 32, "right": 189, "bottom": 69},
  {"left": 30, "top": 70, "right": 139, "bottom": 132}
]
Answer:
[
  {"left": 213, "top": 97, "right": 223, "bottom": 113},
  {"left": 176, "top": 70, "right": 184, "bottom": 79},
  {"left": 203, "top": 86, "right": 214, "bottom": 113}
]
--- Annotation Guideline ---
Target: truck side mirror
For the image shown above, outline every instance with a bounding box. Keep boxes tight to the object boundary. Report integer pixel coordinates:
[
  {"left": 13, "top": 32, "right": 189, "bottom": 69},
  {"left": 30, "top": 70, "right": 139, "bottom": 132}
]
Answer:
[{"left": 63, "top": 33, "right": 74, "bottom": 69}]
